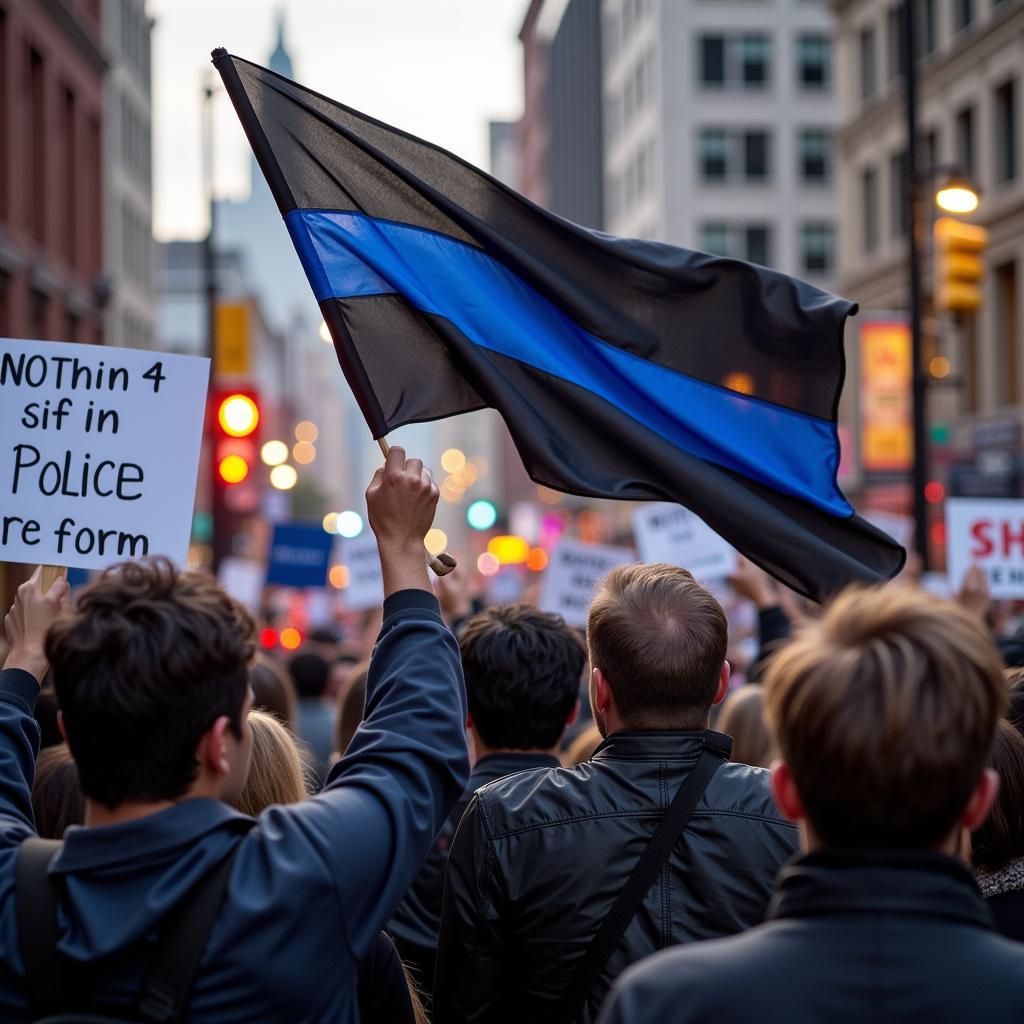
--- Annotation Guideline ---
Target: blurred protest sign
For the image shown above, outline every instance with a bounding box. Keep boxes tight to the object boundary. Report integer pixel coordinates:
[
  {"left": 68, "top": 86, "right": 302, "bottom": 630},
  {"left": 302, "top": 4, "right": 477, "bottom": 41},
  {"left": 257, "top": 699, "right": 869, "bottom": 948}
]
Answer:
[
  {"left": 947, "top": 498, "right": 1024, "bottom": 597},
  {"left": 539, "top": 539, "right": 634, "bottom": 628},
  {"left": 218, "top": 556, "right": 264, "bottom": 610},
  {"left": 265, "top": 523, "right": 333, "bottom": 588},
  {"left": 0, "top": 337, "right": 208, "bottom": 570},
  {"left": 339, "top": 533, "right": 384, "bottom": 611},
  {"left": 632, "top": 503, "right": 736, "bottom": 581}
]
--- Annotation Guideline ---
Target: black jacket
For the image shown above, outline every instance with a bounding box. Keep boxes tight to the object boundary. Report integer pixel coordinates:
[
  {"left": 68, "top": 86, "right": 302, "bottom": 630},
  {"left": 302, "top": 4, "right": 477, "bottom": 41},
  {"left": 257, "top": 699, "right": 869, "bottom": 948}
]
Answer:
[
  {"left": 434, "top": 730, "right": 797, "bottom": 1023},
  {"left": 599, "top": 848, "right": 1024, "bottom": 1024},
  {"left": 389, "top": 751, "right": 560, "bottom": 994}
]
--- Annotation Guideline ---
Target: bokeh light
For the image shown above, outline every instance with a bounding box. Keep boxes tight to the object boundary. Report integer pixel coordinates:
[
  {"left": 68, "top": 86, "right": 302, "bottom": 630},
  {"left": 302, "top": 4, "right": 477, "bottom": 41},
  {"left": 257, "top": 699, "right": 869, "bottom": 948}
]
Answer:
[
  {"left": 336, "top": 510, "right": 364, "bottom": 538},
  {"left": 261, "top": 440, "right": 288, "bottom": 466},
  {"left": 294, "top": 420, "right": 319, "bottom": 443},
  {"left": 425, "top": 528, "right": 449, "bottom": 555},
  {"left": 269, "top": 464, "right": 298, "bottom": 490}
]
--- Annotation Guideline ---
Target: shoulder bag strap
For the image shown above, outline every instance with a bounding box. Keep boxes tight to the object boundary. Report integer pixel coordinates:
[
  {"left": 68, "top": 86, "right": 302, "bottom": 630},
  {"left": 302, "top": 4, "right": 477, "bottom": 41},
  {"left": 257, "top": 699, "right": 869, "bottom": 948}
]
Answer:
[
  {"left": 16, "top": 836, "right": 66, "bottom": 1018},
  {"left": 549, "top": 746, "right": 726, "bottom": 1023},
  {"left": 137, "top": 823, "right": 255, "bottom": 1024}
]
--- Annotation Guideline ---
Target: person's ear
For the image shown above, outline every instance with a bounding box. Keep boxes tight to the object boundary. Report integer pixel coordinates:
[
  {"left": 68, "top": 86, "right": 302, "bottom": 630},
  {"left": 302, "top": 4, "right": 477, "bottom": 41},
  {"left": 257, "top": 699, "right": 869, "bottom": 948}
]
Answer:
[
  {"left": 961, "top": 768, "right": 1000, "bottom": 832},
  {"left": 566, "top": 698, "right": 580, "bottom": 728},
  {"left": 770, "top": 760, "right": 805, "bottom": 823},
  {"left": 57, "top": 709, "right": 68, "bottom": 745},
  {"left": 711, "top": 662, "right": 731, "bottom": 707},
  {"left": 199, "top": 716, "right": 233, "bottom": 778},
  {"left": 592, "top": 667, "right": 611, "bottom": 714}
]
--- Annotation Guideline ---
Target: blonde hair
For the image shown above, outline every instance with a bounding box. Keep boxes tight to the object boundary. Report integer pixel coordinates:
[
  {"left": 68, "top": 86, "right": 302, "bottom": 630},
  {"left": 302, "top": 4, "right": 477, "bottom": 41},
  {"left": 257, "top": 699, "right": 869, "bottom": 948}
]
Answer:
[
  {"left": 764, "top": 584, "right": 1006, "bottom": 848},
  {"left": 235, "top": 710, "right": 309, "bottom": 816},
  {"left": 718, "top": 687, "right": 773, "bottom": 769},
  {"left": 562, "top": 724, "right": 603, "bottom": 767}
]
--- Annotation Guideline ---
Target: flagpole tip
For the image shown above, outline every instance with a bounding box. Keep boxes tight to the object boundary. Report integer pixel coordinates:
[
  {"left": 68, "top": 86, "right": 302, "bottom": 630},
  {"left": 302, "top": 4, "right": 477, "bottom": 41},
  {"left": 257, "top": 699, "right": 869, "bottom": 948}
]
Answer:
[{"left": 211, "top": 47, "right": 228, "bottom": 61}]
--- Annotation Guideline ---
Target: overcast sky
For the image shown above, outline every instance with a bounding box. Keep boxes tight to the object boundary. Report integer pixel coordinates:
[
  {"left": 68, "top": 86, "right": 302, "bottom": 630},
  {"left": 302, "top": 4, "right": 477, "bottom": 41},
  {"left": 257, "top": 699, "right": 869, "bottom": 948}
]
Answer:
[{"left": 150, "top": 0, "right": 526, "bottom": 240}]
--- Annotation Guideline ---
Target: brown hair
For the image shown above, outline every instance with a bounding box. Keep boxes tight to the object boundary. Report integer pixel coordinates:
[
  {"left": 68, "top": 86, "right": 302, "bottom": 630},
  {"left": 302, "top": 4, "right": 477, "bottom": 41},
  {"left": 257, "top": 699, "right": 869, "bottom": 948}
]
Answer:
[
  {"left": 764, "top": 585, "right": 1006, "bottom": 849},
  {"left": 335, "top": 660, "right": 370, "bottom": 757},
  {"left": 235, "top": 710, "right": 309, "bottom": 816},
  {"left": 972, "top": 720, "right": 1024, "bottom": 872},
  {"left": 32, "top": 744, "right": 84, "bottom": 839},
  {"left": 250, "top": 654, "right": 298, "bottom": 729},
  {"left": 718, "top": 686, "right": 774, "bottom": 769},
  {"left": 587, "top": 563, "right": 728, "bottom": 729}
]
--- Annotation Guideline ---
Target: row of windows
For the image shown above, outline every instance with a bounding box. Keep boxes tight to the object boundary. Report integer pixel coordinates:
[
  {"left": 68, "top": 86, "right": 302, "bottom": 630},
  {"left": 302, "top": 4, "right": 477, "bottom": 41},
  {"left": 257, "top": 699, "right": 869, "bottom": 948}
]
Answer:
[
  {"left": 119, "top": 0, "right": 151, "bottom": 87},
  {"left": 604, "top": 0, "right": 654, "bottom": 61},
  {"left": 698, "top": 127, "right": 832, "bottom": 185},
  {"left": 120, "top": 199, "right": 153, "bottom": 288},
  {"left": 606, "top": 139, "right": 657, "bottom": 221},
  {"left": 859, "top": 0, "right": 1013, "bottom": 104},
  {"left": 698, "top": 33, "right": 831, "bottom": 91},
  {"left": 606, "top": 45, "right": 656, "bottom": 142},
  {"left": 698, "top": 221, "right": 836, "bottom": 275},
  {"left": 120, "top": 92, "right": 151, "bottom": 189},
  {"left": 859, "top": 79, "right": 1018, "bottom": 256}
]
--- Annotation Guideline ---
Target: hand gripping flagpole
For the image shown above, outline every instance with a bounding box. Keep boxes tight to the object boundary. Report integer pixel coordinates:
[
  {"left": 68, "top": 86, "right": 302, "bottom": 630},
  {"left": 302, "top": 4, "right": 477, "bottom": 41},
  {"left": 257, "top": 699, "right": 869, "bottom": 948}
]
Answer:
[{"left": 376, "top": 438, "right": 457, "bottom": 577}]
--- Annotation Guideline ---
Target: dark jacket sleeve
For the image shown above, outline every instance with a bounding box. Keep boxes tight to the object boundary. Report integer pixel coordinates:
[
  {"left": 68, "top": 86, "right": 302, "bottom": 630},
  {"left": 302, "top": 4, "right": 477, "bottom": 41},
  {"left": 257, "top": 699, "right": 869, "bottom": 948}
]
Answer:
[
  {"left": 0, "top": 668, "right": 42, "bottom": 849},
  {"left": 433, "top": 793, "right": 505, "bottom": 1023},
  {"left": 252, "top": 590, "right": 469, "bottom": 963},
  {"left": 358, "top": 931, "right": 417, "bottom": 1024},
  {"left": 748, "top": 605, "right": 791, "bottom": 682}
]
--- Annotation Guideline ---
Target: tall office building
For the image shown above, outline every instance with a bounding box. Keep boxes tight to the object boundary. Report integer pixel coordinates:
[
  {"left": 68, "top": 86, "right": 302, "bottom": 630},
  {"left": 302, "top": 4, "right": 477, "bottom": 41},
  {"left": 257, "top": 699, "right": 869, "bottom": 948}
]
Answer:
[
  {"left": 603, "top": 0, "right": 839, "bottom": 285},
  {"left": 103, "top": 0, "right": 155, "bottom": 350}
]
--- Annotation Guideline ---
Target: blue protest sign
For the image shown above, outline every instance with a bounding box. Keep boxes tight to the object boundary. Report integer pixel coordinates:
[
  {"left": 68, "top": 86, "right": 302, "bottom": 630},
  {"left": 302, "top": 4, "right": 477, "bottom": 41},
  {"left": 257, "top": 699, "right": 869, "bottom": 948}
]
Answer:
[{"left": 265, "top": 522, "right": 334, "bottom": 588}]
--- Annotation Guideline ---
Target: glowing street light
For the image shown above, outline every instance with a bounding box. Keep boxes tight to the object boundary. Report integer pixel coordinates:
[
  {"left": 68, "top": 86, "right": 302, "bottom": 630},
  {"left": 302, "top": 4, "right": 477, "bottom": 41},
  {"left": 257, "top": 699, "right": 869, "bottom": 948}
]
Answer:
[
  {"left": 270, "top": 464, "right": 298, "bottom": 490},
  {"left": 261, "top": 440, "right": 288, "bottom": 466}
]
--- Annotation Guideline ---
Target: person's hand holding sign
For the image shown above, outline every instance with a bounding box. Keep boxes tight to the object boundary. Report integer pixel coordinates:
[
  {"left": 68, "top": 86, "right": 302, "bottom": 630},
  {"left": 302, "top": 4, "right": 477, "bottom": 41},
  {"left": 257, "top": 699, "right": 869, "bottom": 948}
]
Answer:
[
  {"left": 3, "top": 567, "right": 70, "bottom": 682},
  {"left": 366, "top": 446, "right": 440, "bottom": 598}
]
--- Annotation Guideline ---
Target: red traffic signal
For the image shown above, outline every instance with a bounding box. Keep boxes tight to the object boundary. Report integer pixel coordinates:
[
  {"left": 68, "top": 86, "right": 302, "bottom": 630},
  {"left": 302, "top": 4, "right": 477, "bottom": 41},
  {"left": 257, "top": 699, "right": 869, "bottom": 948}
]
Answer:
[{"left": 212, "top": 390, "right": 260, "bottom": 486}]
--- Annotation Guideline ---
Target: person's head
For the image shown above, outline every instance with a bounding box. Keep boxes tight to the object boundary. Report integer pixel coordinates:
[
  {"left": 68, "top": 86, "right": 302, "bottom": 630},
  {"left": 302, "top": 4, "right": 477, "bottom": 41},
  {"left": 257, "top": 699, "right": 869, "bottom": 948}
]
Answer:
[
  {"left": 587, "top": 563, "right": 730, "bottom": 736},
  {"left": 1005, "top": 667, "right": 1024, "bottom": 737},
  {"left": 250, "top": 654, "right": 298, "bottom": 729},
  {"left": 972, "top": 720, "right": 1024, "bottom": 873},
  {"left": 32, "top": 744, "right": 84, "bottom": 839},
  {"left": 459, "top": 603, "right": 585, "bottom": 753},
  {"left": 334, "top": 660, "right": 370, "bottom": 757},
  {"left": 288, "top": 651, "right": 330, "bottom": 700},
  {"left": 765, "top": 585, "right": 1006, "bottom": 852},
  {"left": 235, "top": 710, "right": 309, "bottom": 816},
  {"left": 45, "top": 558, "right": 256, "bottom": 810},
  {"left": 717, "top": 686, "right": 773, "bottom": 769}
]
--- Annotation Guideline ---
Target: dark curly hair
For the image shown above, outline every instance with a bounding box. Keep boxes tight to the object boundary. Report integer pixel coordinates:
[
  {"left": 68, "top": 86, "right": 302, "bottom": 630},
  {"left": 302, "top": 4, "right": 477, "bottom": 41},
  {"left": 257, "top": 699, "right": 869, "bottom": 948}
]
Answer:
[
  {"left": 45, "top": 557, "right": 255, "bottom": 808},
  {"left": 459, "top": 603, "right": 585, "bottom": 751}
]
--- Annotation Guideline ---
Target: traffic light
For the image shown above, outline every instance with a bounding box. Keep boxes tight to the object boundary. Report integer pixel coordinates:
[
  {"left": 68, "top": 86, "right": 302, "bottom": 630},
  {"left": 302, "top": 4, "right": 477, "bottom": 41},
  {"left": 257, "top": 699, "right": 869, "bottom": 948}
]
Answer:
[
  {"left": 934, "top": 216, "right": 988, "bottom": 313},
  {"left": 210, "top": 389, "right": 260, "bottom": 569}
]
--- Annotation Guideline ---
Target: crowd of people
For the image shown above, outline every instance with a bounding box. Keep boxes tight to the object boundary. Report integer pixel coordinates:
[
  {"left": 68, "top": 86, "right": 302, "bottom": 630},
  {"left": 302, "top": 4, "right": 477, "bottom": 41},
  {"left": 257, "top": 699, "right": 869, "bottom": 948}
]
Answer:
[{"left": 2, "top": 447, "right": 1024, "bottom": 1021}]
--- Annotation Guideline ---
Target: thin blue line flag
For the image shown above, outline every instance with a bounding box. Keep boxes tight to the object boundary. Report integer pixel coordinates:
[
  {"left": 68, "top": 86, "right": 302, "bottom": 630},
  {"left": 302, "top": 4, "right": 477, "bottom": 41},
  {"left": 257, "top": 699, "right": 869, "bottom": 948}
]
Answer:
[{"left": 213, "top": 49, "right": 904, "bottom": 601}]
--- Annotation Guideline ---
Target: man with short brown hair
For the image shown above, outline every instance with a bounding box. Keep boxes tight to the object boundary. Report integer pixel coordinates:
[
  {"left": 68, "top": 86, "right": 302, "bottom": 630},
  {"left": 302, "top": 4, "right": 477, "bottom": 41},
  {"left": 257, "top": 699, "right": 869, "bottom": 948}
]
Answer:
[
  {"left": 600, "top": 585, "right": 1024, "bottom": 1024},
  {"left": 434, "top": 563, "right": 797, "bottom": 1023}
]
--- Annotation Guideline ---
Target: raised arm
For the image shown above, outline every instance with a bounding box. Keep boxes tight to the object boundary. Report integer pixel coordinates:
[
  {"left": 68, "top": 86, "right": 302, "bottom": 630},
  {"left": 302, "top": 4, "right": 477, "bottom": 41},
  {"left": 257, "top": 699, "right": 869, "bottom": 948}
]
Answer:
[{"left": 0, "top": 569, "right": 69, "bottom": 845}]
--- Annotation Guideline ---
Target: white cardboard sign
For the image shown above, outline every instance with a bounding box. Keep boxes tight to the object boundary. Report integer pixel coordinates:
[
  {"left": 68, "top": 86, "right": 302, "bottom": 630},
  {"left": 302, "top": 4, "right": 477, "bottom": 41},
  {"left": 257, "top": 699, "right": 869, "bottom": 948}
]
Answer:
[
  {"left": 631, "top": 502, "right": 737, "bottom": 581},
  {"left": 339, "top": 533, "right": 384, "bottom": 611},
  {"left": 1, "top": 338, "right": 209, "bottom": 570},
  {"left": 947, "top": 498, "right": 1024, "bottom": 597},
  {"left": 538, "top": 539, "right": 635, "bottom": 628},
  {"left": 218, "top": 556, "right": 265, "bottom": 611}
]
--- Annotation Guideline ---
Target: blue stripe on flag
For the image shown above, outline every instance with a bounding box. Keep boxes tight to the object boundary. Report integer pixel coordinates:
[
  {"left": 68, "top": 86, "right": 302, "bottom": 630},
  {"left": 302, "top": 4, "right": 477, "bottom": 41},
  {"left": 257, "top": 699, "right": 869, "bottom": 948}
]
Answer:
[{"left": 286, "top": 208, "right": 851, "bottom": 517}]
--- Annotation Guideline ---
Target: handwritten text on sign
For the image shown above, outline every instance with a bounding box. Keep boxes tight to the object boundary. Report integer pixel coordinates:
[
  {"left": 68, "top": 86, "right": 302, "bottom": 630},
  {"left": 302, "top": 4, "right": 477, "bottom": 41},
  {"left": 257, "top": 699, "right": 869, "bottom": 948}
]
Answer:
[
  {"left": 947, "top": 498, "right": 1024, "bottom": 598},
  {"left": 0, "top": 338, "right": 209, "bottom": 570},
  {"left": 632, "top": 503, "right": 737, "bottom": 581},
  {"left": 539, "top": 539, "right": 635, "bottom": 628}
]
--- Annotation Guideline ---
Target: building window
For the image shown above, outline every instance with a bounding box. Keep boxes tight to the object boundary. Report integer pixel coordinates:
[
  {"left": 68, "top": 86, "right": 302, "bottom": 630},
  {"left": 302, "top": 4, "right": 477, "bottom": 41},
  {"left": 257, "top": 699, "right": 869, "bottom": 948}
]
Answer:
[
  {"left": 956, "top": 0, "right": 974, "bottom": 31},
  {"left": 996, "top": 261, "right": 1020, "bottom": 406},
  {"left": 862, "top": 166, "right": 879, "bottom": 254},
  {"left": 800, "top": 223, "right": 835, "bottom": 274},
  {"left": 917, "top": 0, "right": 936, "bottom": 56},
  {"left": 889, "top": 150, "right": 908, "bottom": 239},
  {"left": 700, "top": 222, "right": 730, "bottom": 256},
  {"left": 859, "top": 25, "right": 877, "bottom": 101},
  {"left": 924, "top": 127, "right": 941, "bottom": 169},
  {"left": 745, "top": 225, "right": 772, "bottom": 266},
  {"left": 698, "top": 34, "right": 770, "bottom": 89},
  {"left": 26, "top": 47, "right": 45, "bottom": 245},
  {"left": 956, "top": 105, "right": 976, "bottom": 180},
  {"left": 886, "top": 6, "right": 906, "bottom": 81},
  {"left": 995, "top": 79, "right": 1017, "bottom": 185},
  {"left": 796, "top": 34, "right": 831, "bottom": 89},
  {"left": 698, "top": 128, "right": 771, "bottom": 183},
  {"left": 798, "top": 129, "right": 832, "bottom": 183}
]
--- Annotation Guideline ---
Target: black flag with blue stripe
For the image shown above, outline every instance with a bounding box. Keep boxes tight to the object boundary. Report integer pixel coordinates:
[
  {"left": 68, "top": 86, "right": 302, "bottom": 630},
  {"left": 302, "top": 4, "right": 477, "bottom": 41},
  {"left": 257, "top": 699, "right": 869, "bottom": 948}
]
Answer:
[{"left": 214, "top": 49, "right": 904, "bottom": 601}]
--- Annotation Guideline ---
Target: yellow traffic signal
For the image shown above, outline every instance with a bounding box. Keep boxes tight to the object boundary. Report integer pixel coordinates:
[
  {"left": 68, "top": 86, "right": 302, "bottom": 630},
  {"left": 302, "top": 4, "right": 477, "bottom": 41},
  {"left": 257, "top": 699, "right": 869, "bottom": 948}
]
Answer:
[
  {"left": 217, "top": 393, "right": 259, "bottom": 438},
  {"left": 934, "top": 216, "right": 988, "bottom": 313}
]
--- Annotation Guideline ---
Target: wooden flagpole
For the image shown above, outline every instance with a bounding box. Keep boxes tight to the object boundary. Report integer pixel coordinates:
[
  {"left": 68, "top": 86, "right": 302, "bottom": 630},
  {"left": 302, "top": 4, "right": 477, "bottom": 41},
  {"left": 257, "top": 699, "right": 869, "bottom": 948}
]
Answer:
[{"left": 377, "top": 438, "right": 457, "bottom": 577}]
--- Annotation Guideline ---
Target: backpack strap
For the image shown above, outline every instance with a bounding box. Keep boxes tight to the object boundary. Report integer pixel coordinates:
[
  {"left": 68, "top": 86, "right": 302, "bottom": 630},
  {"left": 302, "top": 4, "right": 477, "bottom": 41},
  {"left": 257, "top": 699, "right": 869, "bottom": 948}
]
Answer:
[
  {"left": 16, "top": 837, "right": 66, "bottom": 1017},
  {"left": 549, "top": 741, "right": 728, "bottom": 1023},
  {"left": 135, "top": 830, "right": 251, "bottom": 1024}
]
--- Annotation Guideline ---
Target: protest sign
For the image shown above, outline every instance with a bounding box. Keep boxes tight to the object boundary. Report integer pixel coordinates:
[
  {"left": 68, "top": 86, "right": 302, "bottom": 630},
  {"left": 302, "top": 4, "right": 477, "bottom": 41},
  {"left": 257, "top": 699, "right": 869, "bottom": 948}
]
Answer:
[
  {"left": 265, "top": 523, "right": 334, "bottom": 588},
  {"left": 339, "top": 532, "right": 384, "bottom": 611},
  {"left": 218, "top": 556, "right": 265, "bottom": 610},
  {"left": 947, "top": 498, "right": 1024, "bottom": 597},
  {"left": 539, "top": 539, "right": 635, "bottom": 628},
  {"left": 632, "top": 503, "right": 737, "bottom": 581},
  {"left": 0, "top": 337, "right": 208, "bottom": 570}
]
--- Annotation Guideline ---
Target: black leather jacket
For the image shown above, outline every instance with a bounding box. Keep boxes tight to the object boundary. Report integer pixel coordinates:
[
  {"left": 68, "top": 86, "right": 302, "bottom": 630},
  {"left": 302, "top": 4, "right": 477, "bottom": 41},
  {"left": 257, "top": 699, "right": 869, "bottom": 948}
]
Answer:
[{"left": 434, "top": 730, "right": 798, "bottom": 1023}]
